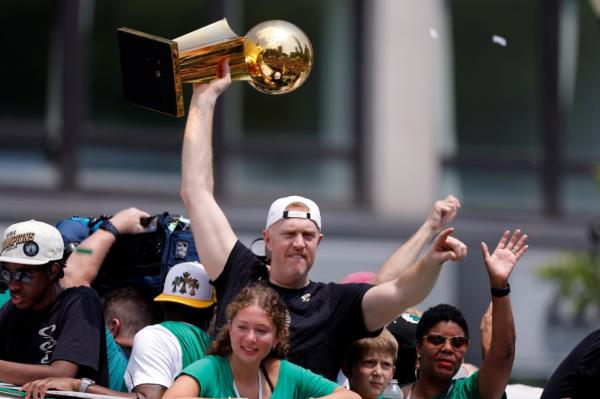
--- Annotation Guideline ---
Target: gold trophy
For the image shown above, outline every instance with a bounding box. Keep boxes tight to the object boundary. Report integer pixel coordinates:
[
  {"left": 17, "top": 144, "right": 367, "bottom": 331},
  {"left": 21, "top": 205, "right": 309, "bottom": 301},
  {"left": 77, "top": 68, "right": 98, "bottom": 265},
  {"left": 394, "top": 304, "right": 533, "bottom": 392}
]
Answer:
[{"left": 117, "top": 19, "right": 313, "bottom": 117}]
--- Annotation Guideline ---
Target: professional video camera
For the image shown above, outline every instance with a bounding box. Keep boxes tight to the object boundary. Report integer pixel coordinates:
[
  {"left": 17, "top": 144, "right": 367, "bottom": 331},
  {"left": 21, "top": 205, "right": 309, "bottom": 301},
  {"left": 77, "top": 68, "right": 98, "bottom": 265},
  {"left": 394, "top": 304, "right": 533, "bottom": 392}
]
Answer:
[{"left": 56, "top": 212, "right": 199, "bottom": 296}]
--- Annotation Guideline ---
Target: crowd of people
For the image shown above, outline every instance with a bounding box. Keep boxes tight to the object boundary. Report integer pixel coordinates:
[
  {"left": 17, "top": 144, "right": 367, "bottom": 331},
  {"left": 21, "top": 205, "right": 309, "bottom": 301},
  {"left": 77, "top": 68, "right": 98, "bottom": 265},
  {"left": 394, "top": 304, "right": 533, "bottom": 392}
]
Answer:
[{"left": 1, "top": 58, "right": 597, "bottom": 399}]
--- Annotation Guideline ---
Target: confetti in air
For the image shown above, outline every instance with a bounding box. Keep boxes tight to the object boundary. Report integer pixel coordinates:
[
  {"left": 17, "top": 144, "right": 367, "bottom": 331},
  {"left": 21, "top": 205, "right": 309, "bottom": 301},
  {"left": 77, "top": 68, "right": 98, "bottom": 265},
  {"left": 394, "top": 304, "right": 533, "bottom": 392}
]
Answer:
[
  {"left": 429, "top": 28, "right": 438, "bottom": 39},
  {"left": 492, "top": 35, "right": 507, "bottom": 47}
]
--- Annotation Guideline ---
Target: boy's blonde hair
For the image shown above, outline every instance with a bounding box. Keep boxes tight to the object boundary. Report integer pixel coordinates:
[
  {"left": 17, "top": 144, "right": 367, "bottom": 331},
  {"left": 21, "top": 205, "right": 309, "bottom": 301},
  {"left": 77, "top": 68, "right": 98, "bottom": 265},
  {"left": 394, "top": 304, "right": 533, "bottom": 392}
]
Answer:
[{"left": 345, "top": 328, "right": 399, "bottom": 369}]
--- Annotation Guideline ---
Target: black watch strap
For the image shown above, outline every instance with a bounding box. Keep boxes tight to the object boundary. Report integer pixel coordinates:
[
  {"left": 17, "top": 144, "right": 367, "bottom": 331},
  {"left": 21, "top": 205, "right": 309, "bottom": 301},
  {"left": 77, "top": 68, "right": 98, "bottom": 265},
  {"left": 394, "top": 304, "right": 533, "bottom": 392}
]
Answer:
[
  {"left": 99, "top": 220, "right": 120, "bottom": 239},
  {"left": 491, "top": 283, "right": 511, "bottom": 297}
]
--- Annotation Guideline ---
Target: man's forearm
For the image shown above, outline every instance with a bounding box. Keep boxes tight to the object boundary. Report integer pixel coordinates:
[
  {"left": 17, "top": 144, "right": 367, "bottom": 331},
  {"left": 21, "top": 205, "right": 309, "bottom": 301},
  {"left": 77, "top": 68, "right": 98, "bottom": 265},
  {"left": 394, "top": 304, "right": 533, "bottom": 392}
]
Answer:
[
  {"left": 180, "top": 97, "right": 217, "bottom": 203},
  {"left": 373, "top": 223, "right": 436, "bottom": 284},
  {"left": 392, "top": 257, "right": 444, "bottom": 310},
  {"left": 0, "top": 360, "right": 77, "bottom": 385},
  {"left": 363, "top": 257, "right": 443, "bottom": 331},
  {"left": 62, "top": 230, "right": 116, "bottom": 288}
]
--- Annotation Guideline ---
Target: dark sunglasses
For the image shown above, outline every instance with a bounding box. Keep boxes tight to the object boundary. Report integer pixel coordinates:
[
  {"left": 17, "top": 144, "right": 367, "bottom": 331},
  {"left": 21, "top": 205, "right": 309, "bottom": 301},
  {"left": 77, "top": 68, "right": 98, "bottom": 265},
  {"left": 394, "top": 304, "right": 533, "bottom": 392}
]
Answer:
[
  {"left": 423, "top": 333, "right": 469, "bottom": 349},
  {"left": 0, "top": 265, "right": 47, "bottom": 284}
]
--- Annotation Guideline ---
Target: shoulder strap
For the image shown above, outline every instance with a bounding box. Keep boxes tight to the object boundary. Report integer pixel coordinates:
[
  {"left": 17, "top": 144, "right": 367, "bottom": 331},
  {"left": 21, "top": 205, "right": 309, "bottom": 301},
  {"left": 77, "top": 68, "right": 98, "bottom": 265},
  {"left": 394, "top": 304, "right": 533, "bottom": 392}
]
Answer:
[{"left": 260, "top": 362, "right": 274, "bottom": 393}]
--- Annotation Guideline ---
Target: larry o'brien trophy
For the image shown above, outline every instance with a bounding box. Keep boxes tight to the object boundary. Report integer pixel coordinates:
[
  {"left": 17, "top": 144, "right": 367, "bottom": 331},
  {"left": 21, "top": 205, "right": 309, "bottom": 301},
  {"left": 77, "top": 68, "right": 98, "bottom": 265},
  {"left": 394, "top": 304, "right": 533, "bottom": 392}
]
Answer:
[{"left": 117, "top": 19, "right": 313, "bottom": 117}]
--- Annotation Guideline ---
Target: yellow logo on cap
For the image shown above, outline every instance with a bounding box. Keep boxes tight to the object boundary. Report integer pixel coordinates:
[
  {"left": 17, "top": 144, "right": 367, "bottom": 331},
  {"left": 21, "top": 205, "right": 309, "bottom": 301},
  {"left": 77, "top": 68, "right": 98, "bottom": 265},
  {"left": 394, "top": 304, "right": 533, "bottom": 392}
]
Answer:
[{"left": 1, "top": 231, "right": 36, "bottom": 253}]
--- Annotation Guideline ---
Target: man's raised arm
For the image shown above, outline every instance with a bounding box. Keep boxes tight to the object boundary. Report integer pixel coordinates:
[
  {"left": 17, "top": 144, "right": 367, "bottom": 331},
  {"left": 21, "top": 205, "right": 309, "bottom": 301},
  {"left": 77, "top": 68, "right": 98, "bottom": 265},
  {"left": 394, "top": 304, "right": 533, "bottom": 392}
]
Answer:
[
  {"left": 362, "top": 227, "right": 466, "bottom": 331},
  {"left": 180, "top": 59, "right": 237, "bottom": 281},
  {"left": 374, "top": 195, "right": 462, "bottom": 284}
]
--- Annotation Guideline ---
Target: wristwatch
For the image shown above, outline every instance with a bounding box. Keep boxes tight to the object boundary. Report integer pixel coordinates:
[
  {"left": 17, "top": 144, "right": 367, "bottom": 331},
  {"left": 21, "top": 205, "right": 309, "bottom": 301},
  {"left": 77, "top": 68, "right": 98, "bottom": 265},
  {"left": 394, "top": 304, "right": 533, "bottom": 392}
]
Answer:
[
  {"left": 79, "top": 378, "right": 95, "bottom": 392},
  {"left": 98, "top": 219, "right": 120, "bottom": 239}
]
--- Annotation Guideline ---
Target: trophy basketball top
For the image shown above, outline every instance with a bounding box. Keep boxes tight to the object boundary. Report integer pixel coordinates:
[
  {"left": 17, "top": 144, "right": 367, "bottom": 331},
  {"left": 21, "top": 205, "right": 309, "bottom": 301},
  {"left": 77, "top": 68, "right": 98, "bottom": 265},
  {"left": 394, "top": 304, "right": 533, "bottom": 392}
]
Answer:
[
  {"left": 244, "top": 20, "right": 313, "bottom": 94},
  {"left": 117, "top": 19, "right": 313, "bottom": 117}
]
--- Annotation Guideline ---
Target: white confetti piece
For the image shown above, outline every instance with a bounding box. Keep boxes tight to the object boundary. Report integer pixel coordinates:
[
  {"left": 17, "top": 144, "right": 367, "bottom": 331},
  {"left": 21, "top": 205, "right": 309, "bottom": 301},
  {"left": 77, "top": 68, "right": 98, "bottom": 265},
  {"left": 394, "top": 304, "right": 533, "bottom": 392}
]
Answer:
[{"left": 492, "top": 35, "right": 507, "bottom": 47}]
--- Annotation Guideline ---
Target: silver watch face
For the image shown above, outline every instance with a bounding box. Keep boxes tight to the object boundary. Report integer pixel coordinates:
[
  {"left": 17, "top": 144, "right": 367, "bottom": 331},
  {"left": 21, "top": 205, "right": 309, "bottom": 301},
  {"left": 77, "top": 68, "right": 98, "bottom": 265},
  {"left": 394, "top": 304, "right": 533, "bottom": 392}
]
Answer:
[{"left": 80, "top": 378, "right": 95, "bottom": 392}]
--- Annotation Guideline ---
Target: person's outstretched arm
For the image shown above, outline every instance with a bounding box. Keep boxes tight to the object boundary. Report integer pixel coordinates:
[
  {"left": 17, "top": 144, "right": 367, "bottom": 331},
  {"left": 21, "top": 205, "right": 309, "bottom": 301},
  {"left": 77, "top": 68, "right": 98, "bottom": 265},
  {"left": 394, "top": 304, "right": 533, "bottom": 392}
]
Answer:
[
  {"left": 61, "top": 207, "right": 150, "bottom": 288},
  {"left": 362, "top": 227, "right": 467, "bottom": 331},
  {"left": 180, "top": 59, "right": 238, "bottom": 282},
  {"left": 22, "top": 377, "right": 134, "bottom": 399},
  {"left": 477, "top": 229, "right": 528, "bottom": 399},
  {"left": 374, "top": 195, "right": 461, "bottom": 284},
  {"left": 0, "top": 360, "right": 77, "bottom": 386}
]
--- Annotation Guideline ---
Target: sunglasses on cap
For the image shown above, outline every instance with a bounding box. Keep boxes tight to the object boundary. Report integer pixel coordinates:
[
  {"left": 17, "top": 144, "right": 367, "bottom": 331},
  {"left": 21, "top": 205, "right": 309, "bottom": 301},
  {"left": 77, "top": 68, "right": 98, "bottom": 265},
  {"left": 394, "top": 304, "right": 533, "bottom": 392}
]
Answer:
[
  {"left": 0, "top": 265, "right": 48, "bottom": 284},
  {"left": 422, "top": 333, "right": 469, "bottom": 349}
]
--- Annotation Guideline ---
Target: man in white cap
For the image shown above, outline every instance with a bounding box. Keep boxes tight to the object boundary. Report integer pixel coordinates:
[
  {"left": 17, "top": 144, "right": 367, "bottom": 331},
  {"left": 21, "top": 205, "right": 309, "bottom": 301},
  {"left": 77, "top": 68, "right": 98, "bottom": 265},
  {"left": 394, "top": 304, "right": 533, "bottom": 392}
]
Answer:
[
  {"left": 21, "top": 261, "right": 216, "bottom": 399},
  {"left": 178, "top": 59, "right": 467, "bottom": 381},
  {"left": 0, "top": 220, "right": 108, "bottom": 386}
]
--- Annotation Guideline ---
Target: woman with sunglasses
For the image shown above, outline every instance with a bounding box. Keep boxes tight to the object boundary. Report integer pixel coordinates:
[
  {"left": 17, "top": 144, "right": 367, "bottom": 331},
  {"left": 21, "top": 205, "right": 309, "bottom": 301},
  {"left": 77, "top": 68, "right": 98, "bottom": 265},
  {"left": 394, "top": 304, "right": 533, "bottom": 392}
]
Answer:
[
  {"left": 402, "top": 229, "right": 528, "bottom": 399},
  {"left": 163, "top": 283, "right": 359, "bottom": 399}
]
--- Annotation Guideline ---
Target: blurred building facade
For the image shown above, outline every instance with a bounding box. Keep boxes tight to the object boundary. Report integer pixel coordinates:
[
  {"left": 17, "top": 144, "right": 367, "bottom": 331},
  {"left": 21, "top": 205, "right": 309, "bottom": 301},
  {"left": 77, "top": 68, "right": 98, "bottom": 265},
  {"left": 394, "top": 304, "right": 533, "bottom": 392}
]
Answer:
[{"left": 1, "top": 0, "right": 600, "bottom": 383}]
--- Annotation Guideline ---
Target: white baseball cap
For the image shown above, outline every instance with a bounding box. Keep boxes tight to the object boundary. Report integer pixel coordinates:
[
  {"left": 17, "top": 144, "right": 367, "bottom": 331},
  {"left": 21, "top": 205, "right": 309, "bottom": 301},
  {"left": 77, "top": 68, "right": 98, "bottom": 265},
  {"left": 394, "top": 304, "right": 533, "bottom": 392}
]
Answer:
[
  {"left": 154, "top": 262, "right": 216, "bottom": 309},
  {"left": 266, "top": 195, "right": 322, "bottom": 230},
  {"left": 0, "top": 220, "right": 64, "bottom": 265}
]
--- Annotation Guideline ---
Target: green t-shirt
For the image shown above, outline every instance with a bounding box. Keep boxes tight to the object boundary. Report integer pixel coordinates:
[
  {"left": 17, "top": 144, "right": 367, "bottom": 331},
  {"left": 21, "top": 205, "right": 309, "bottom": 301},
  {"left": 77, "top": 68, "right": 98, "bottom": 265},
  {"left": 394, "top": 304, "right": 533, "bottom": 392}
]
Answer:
[
  {"left": 182, "top": 355, "right": 339, "bottom": 399},
  {"left": 160, "top": 321, "right": 212, "bottom": 369},
  {"left": 105, "top": 328, "right": 128, "bottom": 392},
  {"left": 0, "top": 290, "right": 10, "bottom": 307},
  {"left": 431, "top": 371, "right": 506, "bottom": 399}
]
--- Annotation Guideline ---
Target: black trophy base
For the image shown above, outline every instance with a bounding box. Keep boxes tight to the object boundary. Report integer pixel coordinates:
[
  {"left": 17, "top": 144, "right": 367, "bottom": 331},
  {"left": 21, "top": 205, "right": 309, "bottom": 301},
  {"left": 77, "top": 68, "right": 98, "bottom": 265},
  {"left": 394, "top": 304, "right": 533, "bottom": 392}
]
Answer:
[{"left": 117, "top": 27, "right": 184, "bottom": 117}]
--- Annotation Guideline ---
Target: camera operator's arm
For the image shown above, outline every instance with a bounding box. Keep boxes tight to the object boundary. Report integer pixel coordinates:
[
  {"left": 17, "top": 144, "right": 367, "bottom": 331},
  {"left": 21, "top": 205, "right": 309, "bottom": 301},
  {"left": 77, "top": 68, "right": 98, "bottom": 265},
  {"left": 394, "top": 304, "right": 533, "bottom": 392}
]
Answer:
[{"left": 62, "top": 208, "right": 150, "bottom": 288}]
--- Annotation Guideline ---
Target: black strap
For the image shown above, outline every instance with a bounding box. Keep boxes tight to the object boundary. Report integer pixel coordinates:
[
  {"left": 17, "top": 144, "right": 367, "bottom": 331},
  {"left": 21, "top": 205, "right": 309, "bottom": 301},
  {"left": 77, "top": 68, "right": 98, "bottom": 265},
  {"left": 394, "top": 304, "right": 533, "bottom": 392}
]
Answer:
[
  {"left": 490, "top": 283, "right": 511, "bottom": 297},
  {"left": 260, "top": 363, "right": 275, "bottom": 393}
]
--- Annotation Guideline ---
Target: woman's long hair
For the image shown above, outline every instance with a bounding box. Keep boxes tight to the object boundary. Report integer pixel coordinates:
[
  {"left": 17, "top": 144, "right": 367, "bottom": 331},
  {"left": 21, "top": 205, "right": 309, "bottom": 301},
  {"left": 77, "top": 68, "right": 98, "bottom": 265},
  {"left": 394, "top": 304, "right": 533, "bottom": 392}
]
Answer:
[{"left": 207, "top": 283, "right": 290, "bottom": 359}]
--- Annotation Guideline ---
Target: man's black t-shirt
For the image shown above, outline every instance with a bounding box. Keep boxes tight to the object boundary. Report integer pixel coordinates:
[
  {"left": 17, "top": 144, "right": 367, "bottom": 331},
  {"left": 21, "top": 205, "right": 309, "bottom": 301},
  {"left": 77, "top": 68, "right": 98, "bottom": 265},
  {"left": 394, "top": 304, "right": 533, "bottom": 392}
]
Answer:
[
  {"left": 213, "top": 240, "right": 379, "bottom": 381},
  {"left": 0, "top": 286, "right": 109, "bottom": 386},
  {"left": 541, "top": 328, "right": 600, "bottom": 399}
]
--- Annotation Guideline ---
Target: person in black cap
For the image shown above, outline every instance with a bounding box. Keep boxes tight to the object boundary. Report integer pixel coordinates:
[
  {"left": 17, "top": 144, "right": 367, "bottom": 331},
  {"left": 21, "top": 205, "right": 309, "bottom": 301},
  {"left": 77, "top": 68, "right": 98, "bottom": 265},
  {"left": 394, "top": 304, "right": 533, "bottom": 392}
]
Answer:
[{"left": 386, "top": 309, "right": 423, "bottom": 385}]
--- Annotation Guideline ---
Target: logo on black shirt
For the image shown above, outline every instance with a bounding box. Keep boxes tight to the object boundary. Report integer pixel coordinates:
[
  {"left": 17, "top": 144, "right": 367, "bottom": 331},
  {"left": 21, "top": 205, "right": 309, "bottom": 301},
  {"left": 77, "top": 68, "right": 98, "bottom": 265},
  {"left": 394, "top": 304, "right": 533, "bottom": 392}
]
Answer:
[{"left": 38, "top": 324, "right": 57, "bottom": 364}]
